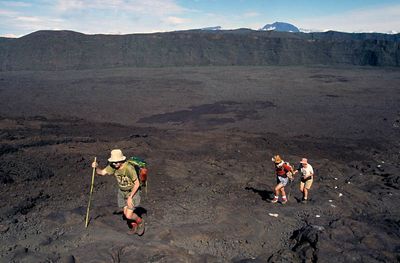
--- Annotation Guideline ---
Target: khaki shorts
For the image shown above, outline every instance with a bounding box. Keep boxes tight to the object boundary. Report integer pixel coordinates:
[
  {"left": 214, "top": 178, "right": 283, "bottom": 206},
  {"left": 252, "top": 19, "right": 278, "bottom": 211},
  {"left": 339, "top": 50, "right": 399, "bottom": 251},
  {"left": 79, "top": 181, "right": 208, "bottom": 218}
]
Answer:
[
  {"left": 300, "top": 177, "right": 313, "bottom": 190},
  {"left": 118, "top": 189, "right": 141, "bottom": 210}
]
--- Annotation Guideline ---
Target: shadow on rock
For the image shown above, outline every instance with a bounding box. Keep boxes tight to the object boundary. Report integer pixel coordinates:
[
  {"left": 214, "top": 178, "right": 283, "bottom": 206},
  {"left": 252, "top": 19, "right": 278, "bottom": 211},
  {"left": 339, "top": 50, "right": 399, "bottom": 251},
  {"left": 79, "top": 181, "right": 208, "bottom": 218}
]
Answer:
[{"left": 245, "top": 187, "right": 274, "bottom": 201}]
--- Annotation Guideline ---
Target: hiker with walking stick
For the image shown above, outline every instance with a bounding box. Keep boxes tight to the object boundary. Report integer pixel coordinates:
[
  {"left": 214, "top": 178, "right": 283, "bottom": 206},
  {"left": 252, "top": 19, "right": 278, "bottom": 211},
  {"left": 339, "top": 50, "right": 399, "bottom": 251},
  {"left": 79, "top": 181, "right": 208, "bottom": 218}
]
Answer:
[
  {"left": 91, "top": 149, "right": 145, "bottom": 235},
  {"left": 271, "top": 155, "right": 294, "bottom": 204}
]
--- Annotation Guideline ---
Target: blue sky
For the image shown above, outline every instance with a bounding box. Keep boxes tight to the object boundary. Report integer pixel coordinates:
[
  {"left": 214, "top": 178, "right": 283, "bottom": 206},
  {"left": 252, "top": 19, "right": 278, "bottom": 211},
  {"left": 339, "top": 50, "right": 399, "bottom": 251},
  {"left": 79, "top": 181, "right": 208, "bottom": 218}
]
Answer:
[{"left": 0, "top": 0, "right": 399, "bottom": 37}]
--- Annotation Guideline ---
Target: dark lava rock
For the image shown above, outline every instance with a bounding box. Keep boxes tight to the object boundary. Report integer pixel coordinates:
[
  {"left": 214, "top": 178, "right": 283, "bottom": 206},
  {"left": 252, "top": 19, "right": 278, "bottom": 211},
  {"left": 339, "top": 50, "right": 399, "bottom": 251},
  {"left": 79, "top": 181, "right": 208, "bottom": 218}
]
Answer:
[
  {"left": 0, "top": 170, "right": 14, "bottom": 184},
  {"left": 0, "top": 224, "right": 9, "bottom": 233},
  {"left": 268, "top": 225, "right": 323, "bottom": 263},
  {"left": 60, "top": 255, "right": 76, "bottom": 263}
]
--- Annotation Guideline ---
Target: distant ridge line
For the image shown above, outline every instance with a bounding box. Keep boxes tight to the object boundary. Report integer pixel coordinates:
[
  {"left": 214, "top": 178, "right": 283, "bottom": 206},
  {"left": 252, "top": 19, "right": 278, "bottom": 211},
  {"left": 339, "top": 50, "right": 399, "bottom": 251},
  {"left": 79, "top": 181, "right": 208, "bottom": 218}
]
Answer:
[{"left": 0, "top": 29, "right": 399, "bottom": 71}]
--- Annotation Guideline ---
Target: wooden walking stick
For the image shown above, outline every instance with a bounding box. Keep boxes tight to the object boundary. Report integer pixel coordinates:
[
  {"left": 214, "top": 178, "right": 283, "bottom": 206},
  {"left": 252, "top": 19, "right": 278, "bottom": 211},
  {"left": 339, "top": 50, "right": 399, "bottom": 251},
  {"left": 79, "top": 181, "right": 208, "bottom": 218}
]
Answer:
[
  {"left": 145, "top": 179, "right": 148, "bottom": 197},
  {"left": 85, "top": 157, "right": 97, "bottom": 228}
]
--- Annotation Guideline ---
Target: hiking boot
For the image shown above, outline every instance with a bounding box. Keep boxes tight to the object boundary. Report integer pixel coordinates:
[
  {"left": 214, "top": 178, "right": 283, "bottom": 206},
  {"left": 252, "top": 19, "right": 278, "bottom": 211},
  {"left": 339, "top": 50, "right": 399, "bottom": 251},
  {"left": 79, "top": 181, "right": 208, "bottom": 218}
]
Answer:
[
  {"left": 281, "top": 198, "right": 287, "bottom": 204},
  {"left": 127, "top": 222, "right": 138, "bottom": 235},
  {"left": 136, "top": 218, "right": 145, "bottom": 236},
  {"left": 271, "top": 197, "right": 279, "bottom": 203}
]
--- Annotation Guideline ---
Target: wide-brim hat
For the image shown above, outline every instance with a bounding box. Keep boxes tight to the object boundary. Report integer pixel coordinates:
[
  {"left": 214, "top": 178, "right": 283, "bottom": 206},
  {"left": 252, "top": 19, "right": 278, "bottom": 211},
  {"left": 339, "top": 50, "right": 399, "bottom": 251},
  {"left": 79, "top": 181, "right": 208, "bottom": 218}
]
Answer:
[
  {"left": 300, "top": 158, "right": 308, "bottom": 164},
  {"left": 108, "top": 149, "right": 126, "bottom": 162},
  {"left": 272, "top": 155, "right": 282, "bottom": 163}
]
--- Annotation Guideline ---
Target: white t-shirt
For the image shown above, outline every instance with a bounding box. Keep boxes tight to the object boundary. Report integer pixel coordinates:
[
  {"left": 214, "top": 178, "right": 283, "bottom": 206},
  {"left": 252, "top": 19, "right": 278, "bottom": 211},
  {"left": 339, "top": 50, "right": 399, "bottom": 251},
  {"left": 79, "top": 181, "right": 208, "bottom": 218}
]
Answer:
[{"left": 300, "top": 164, "right": 314, "bottom": 178}]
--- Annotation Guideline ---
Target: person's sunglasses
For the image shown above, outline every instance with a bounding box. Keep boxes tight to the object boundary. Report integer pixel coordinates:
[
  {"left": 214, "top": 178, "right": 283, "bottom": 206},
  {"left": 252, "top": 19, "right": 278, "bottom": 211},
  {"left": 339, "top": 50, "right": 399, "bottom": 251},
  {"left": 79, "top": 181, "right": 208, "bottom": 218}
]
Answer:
[{"left": 110, "top": 161, "right": 124, "bottom": 165}]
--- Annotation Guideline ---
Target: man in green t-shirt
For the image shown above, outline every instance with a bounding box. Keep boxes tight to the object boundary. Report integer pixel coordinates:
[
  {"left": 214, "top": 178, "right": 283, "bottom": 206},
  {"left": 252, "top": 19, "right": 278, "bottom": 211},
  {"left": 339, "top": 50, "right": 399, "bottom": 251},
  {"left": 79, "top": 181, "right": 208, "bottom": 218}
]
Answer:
[{"left": 92, "top": 149, "right": 144, "bottom": 235}]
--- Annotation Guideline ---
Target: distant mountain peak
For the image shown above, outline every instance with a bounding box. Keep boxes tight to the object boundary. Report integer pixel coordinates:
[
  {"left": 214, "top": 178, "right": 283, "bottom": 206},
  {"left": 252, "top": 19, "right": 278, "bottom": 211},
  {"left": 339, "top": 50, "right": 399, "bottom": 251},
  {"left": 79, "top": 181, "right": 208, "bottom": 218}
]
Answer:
[
  {"left": 260, "top": 22, "right": 300, "bottom": 33},
  {"left": 21, "top": 30, "right": 84, "bottom": 39}
]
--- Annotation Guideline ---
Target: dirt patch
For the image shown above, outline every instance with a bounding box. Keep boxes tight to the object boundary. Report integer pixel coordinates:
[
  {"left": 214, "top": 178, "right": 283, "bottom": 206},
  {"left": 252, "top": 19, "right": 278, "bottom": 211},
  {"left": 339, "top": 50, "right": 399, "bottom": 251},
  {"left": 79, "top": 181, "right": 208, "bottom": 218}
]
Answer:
[{"left": 137, "top": 100, "right": 275, "bottom": 127}]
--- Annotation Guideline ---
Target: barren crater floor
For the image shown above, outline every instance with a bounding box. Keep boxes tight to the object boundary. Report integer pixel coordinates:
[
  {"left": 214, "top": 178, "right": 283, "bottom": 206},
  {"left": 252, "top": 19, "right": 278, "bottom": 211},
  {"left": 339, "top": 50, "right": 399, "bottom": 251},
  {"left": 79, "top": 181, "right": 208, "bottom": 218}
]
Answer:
[{"left": 0, "top": 66, "right": 399, "bottom": 262}]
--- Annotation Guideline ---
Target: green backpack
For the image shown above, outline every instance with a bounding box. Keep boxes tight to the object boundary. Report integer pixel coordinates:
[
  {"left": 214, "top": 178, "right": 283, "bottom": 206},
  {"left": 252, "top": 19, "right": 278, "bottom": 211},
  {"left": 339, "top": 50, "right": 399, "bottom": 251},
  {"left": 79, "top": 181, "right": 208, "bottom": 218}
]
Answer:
[{"left": 127, "top": 157, "right": 148, "bottom": 190}]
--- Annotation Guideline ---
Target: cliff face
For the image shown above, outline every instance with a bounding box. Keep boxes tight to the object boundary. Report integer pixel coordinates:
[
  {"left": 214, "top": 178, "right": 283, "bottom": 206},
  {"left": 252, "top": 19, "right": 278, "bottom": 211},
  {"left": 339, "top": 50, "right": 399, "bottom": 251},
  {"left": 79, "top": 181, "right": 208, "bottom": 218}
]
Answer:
[{"left": 0, "top": 30, "right": 399, "bottom": 71}]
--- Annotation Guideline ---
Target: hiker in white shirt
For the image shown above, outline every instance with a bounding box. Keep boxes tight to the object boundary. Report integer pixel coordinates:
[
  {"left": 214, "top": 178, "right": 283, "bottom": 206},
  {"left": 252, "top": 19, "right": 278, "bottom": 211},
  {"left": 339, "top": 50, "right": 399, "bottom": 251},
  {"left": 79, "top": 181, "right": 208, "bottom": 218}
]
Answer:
[{"left": 294, "top": 158, "right": 314, "bottom": 203}]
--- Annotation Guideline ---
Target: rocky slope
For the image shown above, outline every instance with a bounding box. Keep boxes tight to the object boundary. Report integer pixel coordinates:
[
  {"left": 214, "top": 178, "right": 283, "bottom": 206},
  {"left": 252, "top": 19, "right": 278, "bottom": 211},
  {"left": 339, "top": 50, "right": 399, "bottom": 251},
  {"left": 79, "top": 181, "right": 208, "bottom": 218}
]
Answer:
[{"left": 1, "top": 66, "right": 399, "bottom": 262}]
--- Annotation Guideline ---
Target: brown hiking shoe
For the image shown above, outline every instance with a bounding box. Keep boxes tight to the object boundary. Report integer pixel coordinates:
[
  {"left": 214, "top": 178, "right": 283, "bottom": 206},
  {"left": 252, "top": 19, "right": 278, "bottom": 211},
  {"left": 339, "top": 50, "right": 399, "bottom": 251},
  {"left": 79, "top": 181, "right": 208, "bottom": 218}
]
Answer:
[
  {"left": 127, "top": 222, "right": 138, "bottom": 235},
  {"left": 136, "top": 218, "right": 145, "bottom": 236}
]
